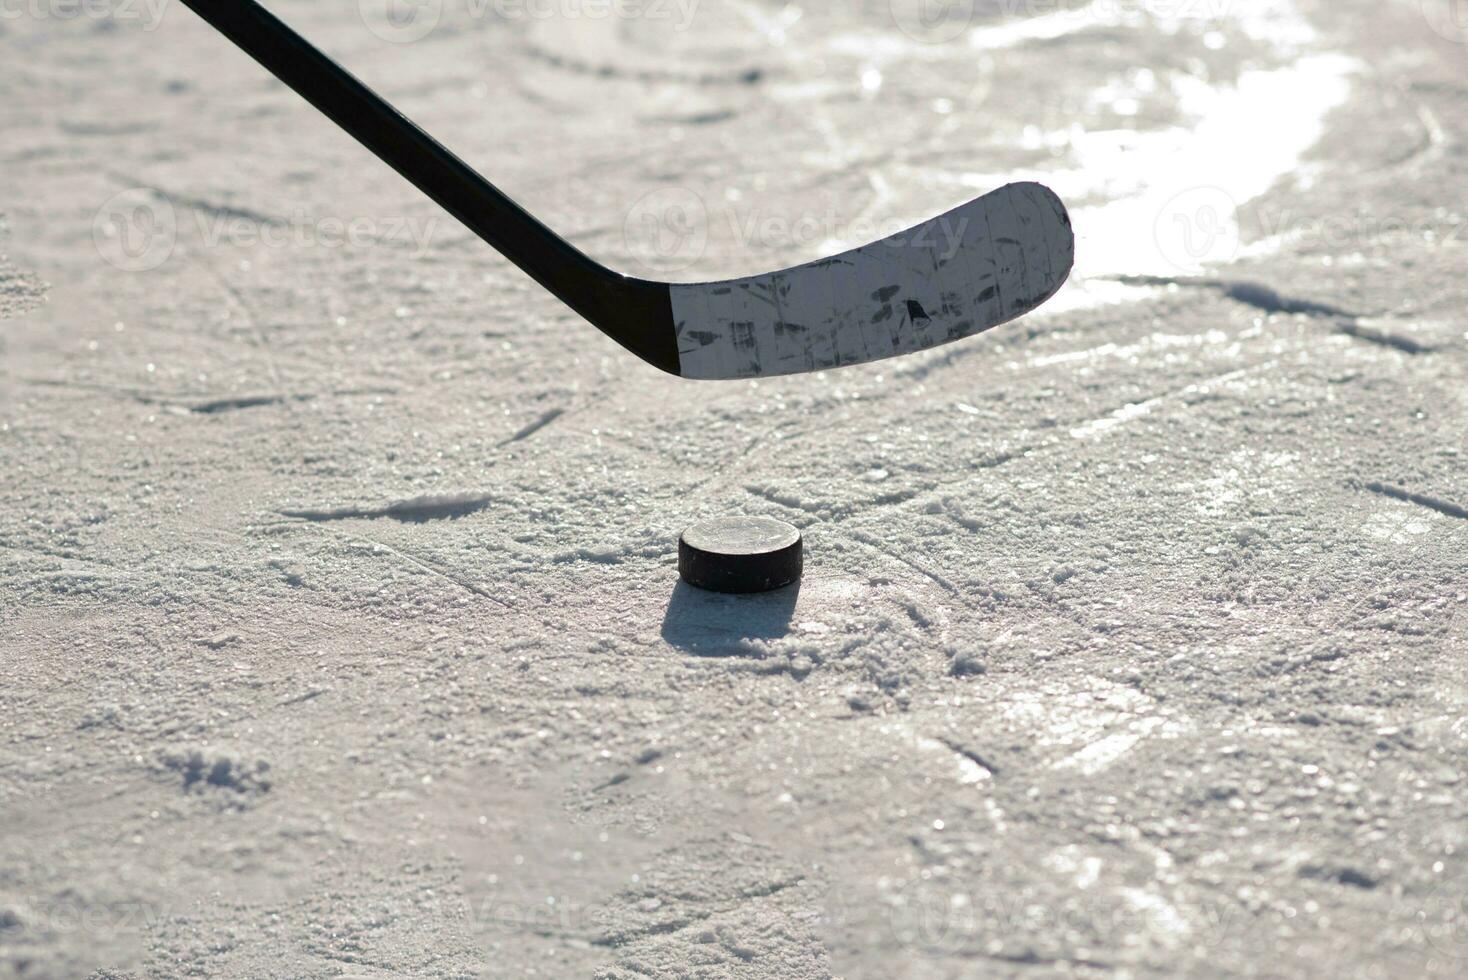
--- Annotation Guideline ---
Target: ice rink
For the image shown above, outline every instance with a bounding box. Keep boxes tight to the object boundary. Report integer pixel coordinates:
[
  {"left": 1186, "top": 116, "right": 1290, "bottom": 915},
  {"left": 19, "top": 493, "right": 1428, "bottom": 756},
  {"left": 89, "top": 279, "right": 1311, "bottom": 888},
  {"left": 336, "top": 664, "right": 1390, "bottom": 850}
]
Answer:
[{"left": 2, "top": 1, "right": 1466, "bottom": 976}]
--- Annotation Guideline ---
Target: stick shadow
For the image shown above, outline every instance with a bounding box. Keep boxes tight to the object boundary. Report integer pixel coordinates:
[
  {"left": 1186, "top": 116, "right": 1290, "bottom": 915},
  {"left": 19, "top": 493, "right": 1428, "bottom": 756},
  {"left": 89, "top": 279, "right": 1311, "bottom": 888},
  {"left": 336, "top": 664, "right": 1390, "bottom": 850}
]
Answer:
[{"left": 660, "top": 580, "right": 801, "bottom": 655}]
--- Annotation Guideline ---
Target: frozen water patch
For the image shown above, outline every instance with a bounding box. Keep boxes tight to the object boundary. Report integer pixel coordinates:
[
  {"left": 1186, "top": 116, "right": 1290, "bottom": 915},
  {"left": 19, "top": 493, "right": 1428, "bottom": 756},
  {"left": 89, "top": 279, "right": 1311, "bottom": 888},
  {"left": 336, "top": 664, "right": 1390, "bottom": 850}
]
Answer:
[
  {"left": 849, "top": 1, "right": 1357, "bottom": 313},
  {"left": 808, "top": 1, "right": 1356, "bottom": 317},
  {"left": 1022, "top": 1, "right": 1359, "bottom": 309},
  {"left": 1053, "top": 52, "right": 1358, "bottom": 310}
]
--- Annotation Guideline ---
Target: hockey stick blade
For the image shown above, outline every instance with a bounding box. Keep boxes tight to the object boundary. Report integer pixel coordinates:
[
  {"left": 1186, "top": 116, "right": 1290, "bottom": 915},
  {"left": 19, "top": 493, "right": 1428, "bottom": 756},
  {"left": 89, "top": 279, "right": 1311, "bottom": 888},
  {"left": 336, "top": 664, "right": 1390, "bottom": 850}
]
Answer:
[
  {"left": 671, "top": 182, "right": 1072, "bottom": 379},
  {"left": 176, "top": 0, "right": 1072, "bottom": 381}
]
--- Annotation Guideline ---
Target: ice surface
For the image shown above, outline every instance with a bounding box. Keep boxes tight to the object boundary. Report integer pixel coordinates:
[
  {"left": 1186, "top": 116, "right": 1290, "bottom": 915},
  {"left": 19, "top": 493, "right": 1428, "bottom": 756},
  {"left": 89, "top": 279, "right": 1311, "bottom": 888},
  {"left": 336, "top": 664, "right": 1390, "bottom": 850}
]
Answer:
[{"left": 1, "top": 1, "right": 1465, "bottom": 978}]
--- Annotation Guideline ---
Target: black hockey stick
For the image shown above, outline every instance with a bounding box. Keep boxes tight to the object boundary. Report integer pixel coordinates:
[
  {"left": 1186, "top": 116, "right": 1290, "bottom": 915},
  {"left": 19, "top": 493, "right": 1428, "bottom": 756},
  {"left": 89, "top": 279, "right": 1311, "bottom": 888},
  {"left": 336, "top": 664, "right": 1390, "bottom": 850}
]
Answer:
[{"left": 176, "top": 0, "right": 1074, "bottom": 380}]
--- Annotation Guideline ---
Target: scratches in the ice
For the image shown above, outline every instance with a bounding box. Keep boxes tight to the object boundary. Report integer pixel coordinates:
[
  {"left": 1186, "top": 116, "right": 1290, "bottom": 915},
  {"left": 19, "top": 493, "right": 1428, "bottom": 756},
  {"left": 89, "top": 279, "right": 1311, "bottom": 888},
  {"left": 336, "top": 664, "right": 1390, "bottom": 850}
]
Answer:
[
  {"left": 644, "top": 108, "right": 738, "bottom": 126},
  {"left": 745, "top": 484, "right": 814, "bottom": 513},
  {"left": 688, "top": 420, "right": 801, "bottom": 497},
  {"left": 278, "top": 688, "right": 326, "bottom": 707},
  {"left": 980, "top": 950, "right": 1115, "bottom": 971},
  {"left": 847, "top": 447, "right": 1036, "bottom": 533},
  {"left": 0, "top": 541, "right": 124, "bottom": 574},
  {"left": 1215, "top": 280, "right": 1359, "bottom": 319},
  {"left": 591, "top": 873, "right": 804, "bottom": 949},
  {"left": 16, "top": 377, "right": 395, "bottom": 413},
  {"left": 1360, "top": 482, "right": 1468, "bottom": 521},
  {"left": 103, "top": 173, "right": 287, "bottom": 382},
  {"left": 850, "top": 529, "right": 957, "bottom": 595},
  {"left": 278, "top": 492, "right": 493, "bottom": 523},
  {"left": 190, "top": 394, "right": 304, "bottom": 414},
  {"left": 187, "top": 388, "right": 395, "bottom": 413},
  {"left": 1336, "top": 319, "right": 1434, "bottom": 355},
  {"left": 1067, "top": 394, "right": 1168, "bottom": 439},
  {"left": 1069, "top": 367, "right": 1254, "bottom": 440},
  {"left": 500, "top": 407, "right": 566, "bottom": 446},
  {"left": 209, "top": 270, "right": 283, "bottom": 385},
  {"left": 324, "top": 528, "right": 510, "bottom": 607},
  {"left": 16, "top": 376, "right": 164, "bottom": 403},
  {"left": 59, "top": 120, "right": 158, "bottom": 137},
  {"left": 1110, "top": 274, "right": 1360, "bottom": 319},
  {"left": 1111, "top": 275, "right": 1437, "bottom": 354},
  {"left": 1297, "top": 863, "right": 1379, "bottom": 890},
  {"left": 934, "top": 736, "right": 999, "bottom": 779},
  {"left": 104, "top": 170, "right": 285, "bottom": 227},
  {"left": 1052, "top": 717, "right": 1165, "bottom": 776},
  {"left": 523, "top": 42, "right": 766, "bottom": 87},
  {"left": 1389, "top": 99, "right": 1449, "bottom": 171},
  {"left": 870, "top": 488, "right": 921, "bottom": 508}
]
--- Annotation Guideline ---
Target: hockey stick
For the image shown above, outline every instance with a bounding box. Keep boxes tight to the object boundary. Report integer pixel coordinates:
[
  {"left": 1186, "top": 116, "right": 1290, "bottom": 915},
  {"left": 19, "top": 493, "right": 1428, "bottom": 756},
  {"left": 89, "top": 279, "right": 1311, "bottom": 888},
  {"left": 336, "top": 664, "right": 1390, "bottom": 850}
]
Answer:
[{"left": 175, "top": 0, "right": 1074, "bottom": 379}]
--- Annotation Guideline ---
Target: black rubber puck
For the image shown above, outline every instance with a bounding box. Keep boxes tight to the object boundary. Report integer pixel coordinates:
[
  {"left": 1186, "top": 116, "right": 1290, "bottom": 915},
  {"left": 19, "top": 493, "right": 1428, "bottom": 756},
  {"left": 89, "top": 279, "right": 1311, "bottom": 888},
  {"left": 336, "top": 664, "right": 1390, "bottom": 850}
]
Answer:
[{"left": 678, "top": 517, "right": 803, "bottom": 594}]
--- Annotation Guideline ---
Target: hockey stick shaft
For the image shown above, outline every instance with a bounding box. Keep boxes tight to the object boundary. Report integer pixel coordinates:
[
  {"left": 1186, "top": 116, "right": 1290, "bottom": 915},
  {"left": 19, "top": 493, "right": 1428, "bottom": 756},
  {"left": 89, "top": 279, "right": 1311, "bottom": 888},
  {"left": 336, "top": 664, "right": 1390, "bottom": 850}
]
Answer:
[{"left": 176, "top": 0, "right": 672, "bottom": 356}]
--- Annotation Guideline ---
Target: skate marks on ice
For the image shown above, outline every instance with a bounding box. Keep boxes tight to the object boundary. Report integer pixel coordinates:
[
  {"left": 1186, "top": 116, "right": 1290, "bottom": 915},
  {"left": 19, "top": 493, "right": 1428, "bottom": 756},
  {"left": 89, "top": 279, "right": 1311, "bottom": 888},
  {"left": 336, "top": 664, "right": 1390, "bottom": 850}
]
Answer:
[
  {"left": 520, "top": 0, "right": 766, "bottom": 89},
  {"left": 1360, "top": 482, "right": 1468, "bottom": 522},
  {"left": 430, "top": 760, "right": 830, "bottom": 978},
  {"left": 424, "top": 673, "right": 1205, "bottom": 977},
  {"left": 276, "top": 492, "right": 495, "bottom": 524},
  {"left": 496, "top": 0, "right": 775, "bottom": 148},
  {"left": 1103, "top": 274, "right": 1448, "bottom": 356}
]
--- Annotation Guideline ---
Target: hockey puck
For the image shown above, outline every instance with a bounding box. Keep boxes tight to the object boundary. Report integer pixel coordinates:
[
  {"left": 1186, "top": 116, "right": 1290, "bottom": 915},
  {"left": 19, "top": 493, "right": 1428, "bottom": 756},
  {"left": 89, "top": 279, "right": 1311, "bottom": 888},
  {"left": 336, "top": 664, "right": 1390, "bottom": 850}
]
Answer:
[{"left": 678, "top": 517, "right": 803, "bottom": 594}]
